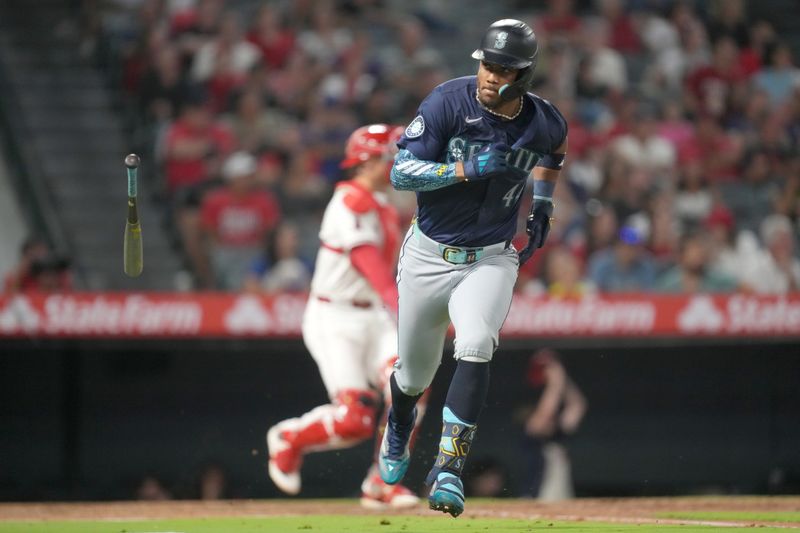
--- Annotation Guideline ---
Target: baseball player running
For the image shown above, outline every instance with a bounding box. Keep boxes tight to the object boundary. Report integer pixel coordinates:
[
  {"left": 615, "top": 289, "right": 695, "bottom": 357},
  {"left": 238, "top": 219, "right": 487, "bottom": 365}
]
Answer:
[
  {"left": 267, "top": 124, "right": 427, "bottom": 509},
  {"left": 377, "top": 20, "right": 568, "bottom": 517}
]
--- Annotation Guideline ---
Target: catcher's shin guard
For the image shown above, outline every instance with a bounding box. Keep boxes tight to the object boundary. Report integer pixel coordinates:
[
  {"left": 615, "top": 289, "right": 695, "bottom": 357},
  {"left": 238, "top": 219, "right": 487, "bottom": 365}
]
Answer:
[
  {"left": 267, "top": 389, "right": 378, "bottom": 494},
  {"left": 333, "top": 389, "right": 380, "bottom": 440},
  {"left": 296, "top": 389, "right": 379, "bottom": 449},
  {"left": 425, "top": 407, "right": 476, "bottom": 517},
  {"left": 267, "top": 424, "right": 302, "bottom": 495}
]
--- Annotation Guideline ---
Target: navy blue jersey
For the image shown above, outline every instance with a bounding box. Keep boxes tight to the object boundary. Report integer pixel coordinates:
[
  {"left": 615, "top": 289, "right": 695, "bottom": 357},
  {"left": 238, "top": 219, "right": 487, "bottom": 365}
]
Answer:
[{"left": 397, "top": 76, "right": 567, "bottom": 247}]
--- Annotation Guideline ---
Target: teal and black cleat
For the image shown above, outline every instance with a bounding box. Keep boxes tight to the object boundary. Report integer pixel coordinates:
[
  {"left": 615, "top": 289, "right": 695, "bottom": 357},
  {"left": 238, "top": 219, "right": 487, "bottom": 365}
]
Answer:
[
  {"left": 428, "top": 472, "right": 465, "bottom": 517},
  {"left": 425, "top": 407, "right": 477, "bottom": 518},
  {"left": 378, "top": 407, "right": 416, "bottom": 485}
]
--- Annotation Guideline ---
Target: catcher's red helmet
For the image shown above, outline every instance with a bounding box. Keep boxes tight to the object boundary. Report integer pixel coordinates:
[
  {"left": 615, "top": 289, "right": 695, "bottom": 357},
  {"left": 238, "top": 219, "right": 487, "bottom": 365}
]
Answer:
[{"left": 340, "top": 124, "right": 400, "bottom": 169}]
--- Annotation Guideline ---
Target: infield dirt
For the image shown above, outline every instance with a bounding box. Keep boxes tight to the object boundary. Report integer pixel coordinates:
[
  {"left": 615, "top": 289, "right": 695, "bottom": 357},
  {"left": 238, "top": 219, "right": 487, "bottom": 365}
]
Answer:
[{"left": 1, "top": 496, "right": 799, "bottom": 529}]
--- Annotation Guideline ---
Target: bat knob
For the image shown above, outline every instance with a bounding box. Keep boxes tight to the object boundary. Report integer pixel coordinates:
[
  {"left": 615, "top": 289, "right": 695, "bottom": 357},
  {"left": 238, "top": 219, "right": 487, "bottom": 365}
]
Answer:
[{"left": 125, "top": 153, "right": 140, "bottom": 169}]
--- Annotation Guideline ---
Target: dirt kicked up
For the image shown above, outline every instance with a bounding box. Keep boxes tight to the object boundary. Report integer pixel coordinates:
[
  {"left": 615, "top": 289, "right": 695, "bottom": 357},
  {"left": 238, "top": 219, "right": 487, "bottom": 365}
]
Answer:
[{"left": 0, "top": 497, "right": 799, "bottom": 532}]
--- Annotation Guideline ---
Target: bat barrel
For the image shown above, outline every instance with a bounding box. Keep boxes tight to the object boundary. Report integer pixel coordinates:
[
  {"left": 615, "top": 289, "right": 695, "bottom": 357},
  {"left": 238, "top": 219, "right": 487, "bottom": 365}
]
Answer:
[{"left": 124, "top": 221, "right": 143, "bottom": 277}]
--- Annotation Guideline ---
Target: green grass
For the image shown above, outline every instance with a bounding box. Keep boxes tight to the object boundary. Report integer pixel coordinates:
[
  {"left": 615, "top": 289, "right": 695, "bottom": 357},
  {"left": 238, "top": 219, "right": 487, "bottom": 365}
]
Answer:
[
  {"left": 658, "top": 511, "right": 800, "bottom": 523},
  {"left": 0, "top": 516, "right": 796, "bottom": 533}
]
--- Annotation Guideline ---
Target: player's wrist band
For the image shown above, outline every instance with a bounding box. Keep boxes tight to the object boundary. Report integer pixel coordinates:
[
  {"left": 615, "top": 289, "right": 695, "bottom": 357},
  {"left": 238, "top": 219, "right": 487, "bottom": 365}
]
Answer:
[{"left": 533, "top": 180, "right": 555, "bottom": 203}]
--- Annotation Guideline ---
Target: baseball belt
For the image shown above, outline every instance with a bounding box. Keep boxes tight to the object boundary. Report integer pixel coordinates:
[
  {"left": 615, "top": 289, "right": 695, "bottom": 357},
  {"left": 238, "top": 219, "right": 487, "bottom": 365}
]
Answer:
[
  {"left": 413, "top": 223, "right": 510, "bottom": 265},
  {"left": 315, "top": 295, "right": 373, "bottom": 308}
]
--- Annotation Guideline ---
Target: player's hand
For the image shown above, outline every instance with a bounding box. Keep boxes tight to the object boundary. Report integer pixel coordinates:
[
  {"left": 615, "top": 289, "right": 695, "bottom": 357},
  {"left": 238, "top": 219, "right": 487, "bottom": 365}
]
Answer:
[
  {"left": 462, "top": 143, "right": 510, "bottom": 181},
  {"left": 518, "top": 199, "right": 554, "bottom": 266}
]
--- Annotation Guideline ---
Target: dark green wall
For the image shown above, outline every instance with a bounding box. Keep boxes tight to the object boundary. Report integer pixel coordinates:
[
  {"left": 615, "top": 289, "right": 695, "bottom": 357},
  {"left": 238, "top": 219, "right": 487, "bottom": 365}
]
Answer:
[{"left": 1, "top": 339, "right": 798, "bottom": 500}]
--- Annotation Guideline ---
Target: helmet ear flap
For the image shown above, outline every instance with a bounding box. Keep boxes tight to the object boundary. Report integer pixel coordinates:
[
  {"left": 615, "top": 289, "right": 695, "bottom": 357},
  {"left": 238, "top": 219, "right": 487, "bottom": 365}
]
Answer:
[{"left": 498, "top": 54, "right": 537, "bottom": 101}]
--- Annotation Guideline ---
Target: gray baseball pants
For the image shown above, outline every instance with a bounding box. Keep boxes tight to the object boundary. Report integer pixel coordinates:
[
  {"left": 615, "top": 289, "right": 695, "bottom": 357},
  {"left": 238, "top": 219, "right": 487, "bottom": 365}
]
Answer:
[{"left": 394, "top": 224, "right": 519, "bottom": 395}]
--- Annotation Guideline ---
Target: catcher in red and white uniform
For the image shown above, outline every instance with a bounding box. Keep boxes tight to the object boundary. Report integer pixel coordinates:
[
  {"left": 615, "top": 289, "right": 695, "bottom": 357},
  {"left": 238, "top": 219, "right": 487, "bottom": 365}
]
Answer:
[{"left": 267, "top": 124, "right": 428, "bottom": 508}]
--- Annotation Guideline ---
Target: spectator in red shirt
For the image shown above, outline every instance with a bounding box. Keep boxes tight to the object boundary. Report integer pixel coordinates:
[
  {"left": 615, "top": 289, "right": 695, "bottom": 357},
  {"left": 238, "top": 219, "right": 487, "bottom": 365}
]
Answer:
[
  {"left": 3, "top": 237, "right": 49, "bottom": 293},
  {"left": 190, "top": 11, "right": 262, "bottom": 112},
  {"left": 201, "top": 151, "right": 281, "bottom": 289},
  {"left": 678, "top": 114, "right": 742, "bottom": 182},
  {"left": 597, "top": 0, "right": 641, "bottom": 54},
  {"left": 539, "top": 0, "right": 582, "bottom": 44},
  {"left": 739, "top": 20, "right": 776, "bottom": 78},
  {"left": 163, "top": 88, "right": 235, "bottom": 287},
  {"left": 247, "top": 4, "right": 296, "bottom": 70},
  {"left": 163, "top": 89, "right": 235, "bottom": 196},
  {"left": 685, "top": 36, "right": 747, "bottom": 119},
  {"left": 2, "top": 237, "right": 72, "bottom": 293},
  {"left": 170, "top": 0, "right": 223, "bottom": 62},
  {"left": 28, "top": 255, "right": 73, "bottom": 292}
]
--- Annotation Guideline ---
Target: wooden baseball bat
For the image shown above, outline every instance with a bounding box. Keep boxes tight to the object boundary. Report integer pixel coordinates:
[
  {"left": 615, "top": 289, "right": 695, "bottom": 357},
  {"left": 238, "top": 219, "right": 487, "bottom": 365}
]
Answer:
[{"left": 123, "top": 153, "right": 143, "bottom": 277}]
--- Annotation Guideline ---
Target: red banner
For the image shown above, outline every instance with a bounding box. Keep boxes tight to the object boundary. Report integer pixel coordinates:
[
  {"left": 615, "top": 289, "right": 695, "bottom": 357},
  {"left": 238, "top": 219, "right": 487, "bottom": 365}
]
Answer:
[{"left": 0, "top": 292, "right": 799, "bottom": 339}]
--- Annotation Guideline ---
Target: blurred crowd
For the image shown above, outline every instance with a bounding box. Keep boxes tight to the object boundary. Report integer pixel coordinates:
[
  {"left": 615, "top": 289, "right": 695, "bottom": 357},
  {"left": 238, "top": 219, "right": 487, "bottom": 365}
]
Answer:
[
  {"left": 95, "top": 0, "right": 449, "bottom": 290},
  {"left": 513, "top": 0, "right": 800, "bottom": 296},
  {"left": 7, "top": 0, "right": 796, "bottom": 295}
]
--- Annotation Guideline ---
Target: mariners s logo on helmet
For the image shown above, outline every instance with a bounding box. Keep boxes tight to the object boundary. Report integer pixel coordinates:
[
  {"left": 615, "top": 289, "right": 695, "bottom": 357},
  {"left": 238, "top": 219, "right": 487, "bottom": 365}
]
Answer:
[{"left": 494, "top": 31, "right": 508, "bottom": 49}]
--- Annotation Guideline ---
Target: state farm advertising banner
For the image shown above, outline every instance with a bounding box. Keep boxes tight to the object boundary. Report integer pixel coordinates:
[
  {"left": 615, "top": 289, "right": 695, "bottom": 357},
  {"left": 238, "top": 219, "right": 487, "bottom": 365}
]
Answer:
[{"left": 0, "top": 292, "right": 799, "bottom": 339}]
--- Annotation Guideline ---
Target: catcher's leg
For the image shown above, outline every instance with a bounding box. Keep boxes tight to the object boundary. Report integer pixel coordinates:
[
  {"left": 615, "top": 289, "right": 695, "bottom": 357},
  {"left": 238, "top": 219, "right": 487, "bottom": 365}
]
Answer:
[
  {"left": 268, "top": 299, "right": 375, "bottom": 494},
  {"left": 268, "top": 389, "right": 379, "bottom": 495}
]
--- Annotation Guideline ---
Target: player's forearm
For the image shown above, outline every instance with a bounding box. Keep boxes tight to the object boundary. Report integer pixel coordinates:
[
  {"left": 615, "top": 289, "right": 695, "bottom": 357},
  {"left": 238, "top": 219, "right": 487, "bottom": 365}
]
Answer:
[
  {"left": 531, "top": 158, "right": 563, "bottom": 192},
  {"left": 560, "top": 381, "right": 587, "bottom": 433},
  {"left": 531, "top": 144, "right": 566, "bottom": 208},
  {"left": 390, "top": 149, "right": 464, "bottom": 191}
]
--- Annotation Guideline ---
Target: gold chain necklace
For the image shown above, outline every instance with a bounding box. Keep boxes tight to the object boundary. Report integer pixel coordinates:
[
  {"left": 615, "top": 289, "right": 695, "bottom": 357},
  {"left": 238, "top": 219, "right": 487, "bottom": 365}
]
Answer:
[{"left": 475, "top": 88, "right": 523, "bottom": 120}]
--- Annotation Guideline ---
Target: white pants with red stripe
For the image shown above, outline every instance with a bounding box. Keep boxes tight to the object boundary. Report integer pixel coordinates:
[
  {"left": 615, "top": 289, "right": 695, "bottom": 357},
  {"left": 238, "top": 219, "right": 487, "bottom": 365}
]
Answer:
[{"left": 302, "top": 297, "right": 397, "bottom": 398}]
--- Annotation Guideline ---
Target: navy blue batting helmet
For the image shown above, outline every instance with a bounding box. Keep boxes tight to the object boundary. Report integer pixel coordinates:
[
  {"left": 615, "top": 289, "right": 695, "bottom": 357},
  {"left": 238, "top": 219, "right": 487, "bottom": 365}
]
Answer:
[{"left": 472, "top": 19, "right": 538, "bottom": 101}]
